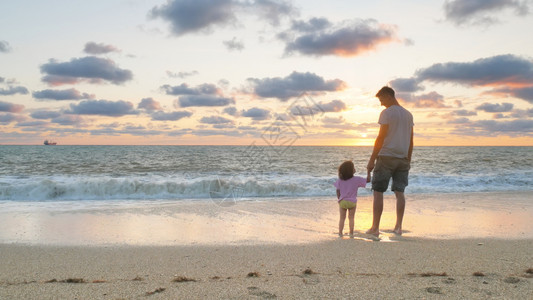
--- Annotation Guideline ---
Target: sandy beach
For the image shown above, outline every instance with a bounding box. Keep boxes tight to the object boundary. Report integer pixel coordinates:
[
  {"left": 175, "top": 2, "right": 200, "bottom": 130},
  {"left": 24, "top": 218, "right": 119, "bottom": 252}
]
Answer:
[
  {"left": 1, "top": 239, "right": 532, "bottom": 299},
  {"left": 1, "top": 192, "right": 532, "bottom": 299}
]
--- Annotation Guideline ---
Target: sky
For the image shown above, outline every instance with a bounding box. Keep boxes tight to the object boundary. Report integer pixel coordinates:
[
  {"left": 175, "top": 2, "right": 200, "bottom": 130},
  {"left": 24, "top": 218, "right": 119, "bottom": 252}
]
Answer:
[{"left": 1, "top": 0, "right": 533, "bottom": 146}]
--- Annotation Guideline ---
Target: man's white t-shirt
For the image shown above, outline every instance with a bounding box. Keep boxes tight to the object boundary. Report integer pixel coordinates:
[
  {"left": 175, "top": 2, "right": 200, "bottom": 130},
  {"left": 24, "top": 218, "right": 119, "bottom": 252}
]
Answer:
[{"left": 378, "top": 105, "right": 413, "bottom": 158}]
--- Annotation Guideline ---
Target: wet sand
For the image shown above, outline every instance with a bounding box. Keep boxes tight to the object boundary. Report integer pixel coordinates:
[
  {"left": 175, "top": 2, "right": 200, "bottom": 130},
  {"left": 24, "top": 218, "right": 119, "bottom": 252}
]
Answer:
[{"left": 1, "top": 192, "right": 532, "bottom": 245}]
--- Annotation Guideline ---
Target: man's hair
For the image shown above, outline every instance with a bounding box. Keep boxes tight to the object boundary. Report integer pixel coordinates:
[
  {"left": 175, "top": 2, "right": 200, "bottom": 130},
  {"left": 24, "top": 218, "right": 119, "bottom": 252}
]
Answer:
[{"left": 376, "top": 86, "right": 395, "bottom": 98}]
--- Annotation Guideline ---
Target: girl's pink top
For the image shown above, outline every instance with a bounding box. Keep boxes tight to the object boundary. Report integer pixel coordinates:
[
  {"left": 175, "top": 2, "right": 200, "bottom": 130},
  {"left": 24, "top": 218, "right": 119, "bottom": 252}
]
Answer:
[{"left": 333, "top": 176, "right": 367, "bottom": 203}]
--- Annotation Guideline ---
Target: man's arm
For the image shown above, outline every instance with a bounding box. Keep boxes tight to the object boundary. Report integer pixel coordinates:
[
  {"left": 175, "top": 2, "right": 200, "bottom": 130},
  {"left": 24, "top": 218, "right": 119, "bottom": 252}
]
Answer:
[
  {"left": 367, "top": 124, "right": 388, "bottom": 172},
  {"left": 408, "top": 127, "right": 414, "bottom": 162}
]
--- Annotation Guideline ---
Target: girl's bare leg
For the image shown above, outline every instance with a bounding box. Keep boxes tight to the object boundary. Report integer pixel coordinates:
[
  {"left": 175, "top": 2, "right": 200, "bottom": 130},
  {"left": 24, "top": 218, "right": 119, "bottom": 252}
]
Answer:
[
  {"left": 338, "top": 207, "right": 347, "bottom": 236},
  {"left": 348, "top": 205, "right": 357, "bottom": 236}
]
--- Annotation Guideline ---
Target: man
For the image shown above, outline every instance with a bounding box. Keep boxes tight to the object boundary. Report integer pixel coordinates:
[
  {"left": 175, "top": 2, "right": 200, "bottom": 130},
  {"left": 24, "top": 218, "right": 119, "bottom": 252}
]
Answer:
[{"left": 366, "top": 86, "right": 413, "bottom": 237}]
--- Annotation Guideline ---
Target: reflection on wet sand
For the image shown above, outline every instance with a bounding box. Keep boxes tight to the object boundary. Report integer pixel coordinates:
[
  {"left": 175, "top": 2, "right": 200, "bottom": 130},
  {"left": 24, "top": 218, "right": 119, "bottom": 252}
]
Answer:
[{"left": 0, "top": 192, "right": 531, "bottom": 245}]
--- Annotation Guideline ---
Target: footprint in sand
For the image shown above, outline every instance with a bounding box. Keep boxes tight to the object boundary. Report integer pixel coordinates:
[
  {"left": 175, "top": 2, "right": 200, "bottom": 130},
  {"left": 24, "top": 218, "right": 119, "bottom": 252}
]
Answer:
[{"left": 247, "top": 286, "right": 277, "bottom": 299}]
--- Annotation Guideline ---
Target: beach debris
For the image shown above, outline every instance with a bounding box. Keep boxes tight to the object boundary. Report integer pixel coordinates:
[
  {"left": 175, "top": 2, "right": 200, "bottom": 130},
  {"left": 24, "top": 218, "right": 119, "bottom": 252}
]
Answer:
[
  {"left": 408, "top": 272, "right": 447, "bottom": 277},
  {"left": 420, "top": 272, "right": 447, "bottom": 277},
  {"left": 503, "top": 276, "right": 520, "bottom": 284},
  {"left": 477, "top": 243, "right": 484, "bottom": 246},
  {"left": 210, "top": 276, "right": 221, "bottom": 280},
  {"left": 63, "top": 278, "right": 85, "bottom": 283},
  {"left": 145, "top": 287, "right": 165, "bottom": 296},
  {"left": 132, "top": 276, "right": 144, "bottom": 281},
  {"left": 473, "top": 272, "right": 485, "bottom": 277},
  {"left": 303, "top": 268, "right": 317, "bottom": 275},
  {"left": 443, "top": 277, "right": 456, "bottom": 284},
  {"left": 92, "top": 280, "right": 106, "bottom": 283},
  {"left": 425, "top": 287, "right": 443, "bottom": 294},
  {"left": 172, "top": 276, "right": 196, "bottom": 282},
  {"left": 523, "top": 268, "right": 533, "bottom": 278},
  {"left": 247, "top": 271, "right": 260, "bottom": 277},
  {"left": 45, "top": 278, "right": 86, "bottom": 284}
]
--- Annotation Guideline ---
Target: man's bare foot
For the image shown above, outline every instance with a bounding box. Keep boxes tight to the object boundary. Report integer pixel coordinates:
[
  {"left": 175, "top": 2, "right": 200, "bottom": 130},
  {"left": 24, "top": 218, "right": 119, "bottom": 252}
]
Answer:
[
  {"left": 393, "top": 228, "right": 402, "bottom": 235},
  {"left": 366, "top": 228, "right": 379, "bottom": 237},
  {"left": 338, "top": 232, "right": 343, "bottom": 238}
]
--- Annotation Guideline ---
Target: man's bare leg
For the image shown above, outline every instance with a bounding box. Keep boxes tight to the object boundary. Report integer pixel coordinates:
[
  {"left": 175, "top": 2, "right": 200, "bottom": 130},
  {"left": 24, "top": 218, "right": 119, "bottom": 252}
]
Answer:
[
  {"left": 394, "top": 191, "right": 405, "bottom": 235},
  {"left": 366, "top": 191, "right": 383, "bottom": 236}
]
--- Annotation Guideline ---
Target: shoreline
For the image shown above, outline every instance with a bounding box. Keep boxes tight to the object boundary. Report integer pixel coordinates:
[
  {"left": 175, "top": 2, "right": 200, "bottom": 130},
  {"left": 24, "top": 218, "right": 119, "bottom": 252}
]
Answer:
[
  {"left": 1, "top": 238, "right": 532, "bottom": 299},
  {"left": 1, "top": 191, "right": 532, "bottom": 246}
]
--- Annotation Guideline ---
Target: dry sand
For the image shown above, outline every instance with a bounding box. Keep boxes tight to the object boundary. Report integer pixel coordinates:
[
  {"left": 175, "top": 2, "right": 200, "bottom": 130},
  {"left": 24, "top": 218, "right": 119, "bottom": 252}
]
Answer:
[{"left": 1, "top": 238, "right": 532, "bottom": 299}]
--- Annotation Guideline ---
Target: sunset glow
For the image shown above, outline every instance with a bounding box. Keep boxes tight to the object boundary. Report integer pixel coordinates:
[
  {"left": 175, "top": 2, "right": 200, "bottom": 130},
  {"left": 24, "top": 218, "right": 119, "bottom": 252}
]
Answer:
[{"left": 1, "top": 1, "right": 532, "bottom": 146}]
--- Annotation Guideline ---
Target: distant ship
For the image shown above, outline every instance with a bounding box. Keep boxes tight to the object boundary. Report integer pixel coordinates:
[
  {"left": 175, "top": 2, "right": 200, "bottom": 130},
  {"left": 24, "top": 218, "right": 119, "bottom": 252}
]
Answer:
[{"left": 44, "top": 140, "right": 57, "bottom": 145}]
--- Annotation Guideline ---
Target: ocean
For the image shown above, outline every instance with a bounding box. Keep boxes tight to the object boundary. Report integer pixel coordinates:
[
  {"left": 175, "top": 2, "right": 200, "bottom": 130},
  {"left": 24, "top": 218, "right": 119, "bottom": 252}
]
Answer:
[{"left": 1, "top": 145, "right": 532, "bottom": 202}]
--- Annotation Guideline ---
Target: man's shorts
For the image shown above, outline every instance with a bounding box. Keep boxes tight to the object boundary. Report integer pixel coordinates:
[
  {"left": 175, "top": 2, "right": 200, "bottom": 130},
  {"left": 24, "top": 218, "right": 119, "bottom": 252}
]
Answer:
[
  {"left": 339, "top": 200, "right": 357, "bottom": 209},
  {"left": 372, "top": 156, "right": 410, "bottom": 193}
]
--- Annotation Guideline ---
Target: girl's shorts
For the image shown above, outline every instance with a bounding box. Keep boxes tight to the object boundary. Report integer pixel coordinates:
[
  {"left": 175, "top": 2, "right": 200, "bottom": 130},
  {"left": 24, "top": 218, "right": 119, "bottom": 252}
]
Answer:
[{"left": 339, "top": 200, "right": 356, "bottom": 209}]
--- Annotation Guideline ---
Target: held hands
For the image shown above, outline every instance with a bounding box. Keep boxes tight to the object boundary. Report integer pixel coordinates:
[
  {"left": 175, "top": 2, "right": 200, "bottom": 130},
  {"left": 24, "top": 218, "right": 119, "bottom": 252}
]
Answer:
[{"left": 367, "top": 160, "right": 375, "bottom": 173}]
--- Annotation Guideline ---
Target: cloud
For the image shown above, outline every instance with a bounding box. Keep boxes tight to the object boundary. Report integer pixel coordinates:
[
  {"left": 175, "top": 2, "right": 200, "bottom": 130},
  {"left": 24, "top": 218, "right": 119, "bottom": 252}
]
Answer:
[
  {"left": 51, "top": 115, "right": 84, "bottom": 126},
  {"left": 318, "top": 99, "right": 347, "bottom": 112},
  {"left": 32, "top": 88, "right": 94, "bottom": 100},
  {"left": 0, "top": 86, "right": 29, "bottom": 96},
  {"left": 398, "top": 91, "right": 449, "bottom": 108},
  {"left": 280, "top": 18, "right": 398, "bottom": 57},
  {"left": 83, "top": 42, "right": 120, "bottom": 54},
  {"left": 0, "top": 40, "right": 11, "bottom": 53},
  {"left": 67, "top": 99, "right": 138, "bottom": 116},
  {"left": 476, "top": 102, "right": 514, "bottom": 112},
  {"left": 473, "top": 119, "right": 533, "bottom": 134},
  {"left": 150, "top": 0, "right": 237, "bottom": 36},
  {"left": 200, "top": 115, "right": 234, "bottom": 124},
  {"left": 452, "top": 109, "right": 477, "bottom": 116},
  {"left": 178, "top": 95, "right": 235, "bottom": 107},
  {"left": 242, "top": 107, "right": 270, "bottom": 120},
  {"left": 166, "top": 70, "right": 199, "bottom": 79},
  {"left": 138, "top": 97, "right": 162, "bottom": 112},
  {"left": 416, "top": 54, "right": 533, "bottom": 87},
  {"left": 389, "top": 77, "right": 423, "bottom": 93},
  {"left": 248, "top": 71, "right": 346, "bottom": 101},
  {"left": 223, "top": 37, "right": 244, "bottom": 51},
  {"left": 290, "top": 17, "right": 331, "bottom": 32},
  {"left": 289, "top": 99, "right": 346, "bottom": 116},
  {"left": 150, "top": 0, "right": 296, "bottom": 36},
  {"left": 223, "top": 106, "right": 238, "bottom": 116},
  {"left": 161, "top": 83, "right": 221, "bottom": 95},
  {"left": 40, "top": 56, "right": 133, "bottom": 86},
  {"left": 151, "top": 110, "right": 192, "bottom": 121},
  {"left": 510, "top": 108, "right": 533, "bottom": 118},
  {"left": 0, "top": 100, "right": 24, "bottom": 113},
  {"left": 16, "top": 120, "right": 50, "bottom": 127},
  {"left": 30, "top": 110, "right": 62, "bottom": 119},
  {"left": 490, "top": 86, "right": 533, "bottom": 103},
  {"left": 0, "top": 113, "right": 26, "bottom": 124},
  {"left": 245, "top": 0, "right": 297, "bottom": 26},
  {"left": 444, "top": 0, "right": 530, "bottom": 26}
]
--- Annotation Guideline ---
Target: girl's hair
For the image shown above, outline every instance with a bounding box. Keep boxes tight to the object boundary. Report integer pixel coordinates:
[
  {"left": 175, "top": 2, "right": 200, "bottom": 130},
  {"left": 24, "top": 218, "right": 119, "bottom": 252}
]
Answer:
[{"left": 338, "top": 161, "right": 355, "bottom": 181}]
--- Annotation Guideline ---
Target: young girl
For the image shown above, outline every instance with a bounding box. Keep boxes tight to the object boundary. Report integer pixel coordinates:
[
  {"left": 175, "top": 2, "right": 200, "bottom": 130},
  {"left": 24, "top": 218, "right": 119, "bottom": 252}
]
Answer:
[{"left": 334, "top": 160, "right": 371, "bottom": 237}]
